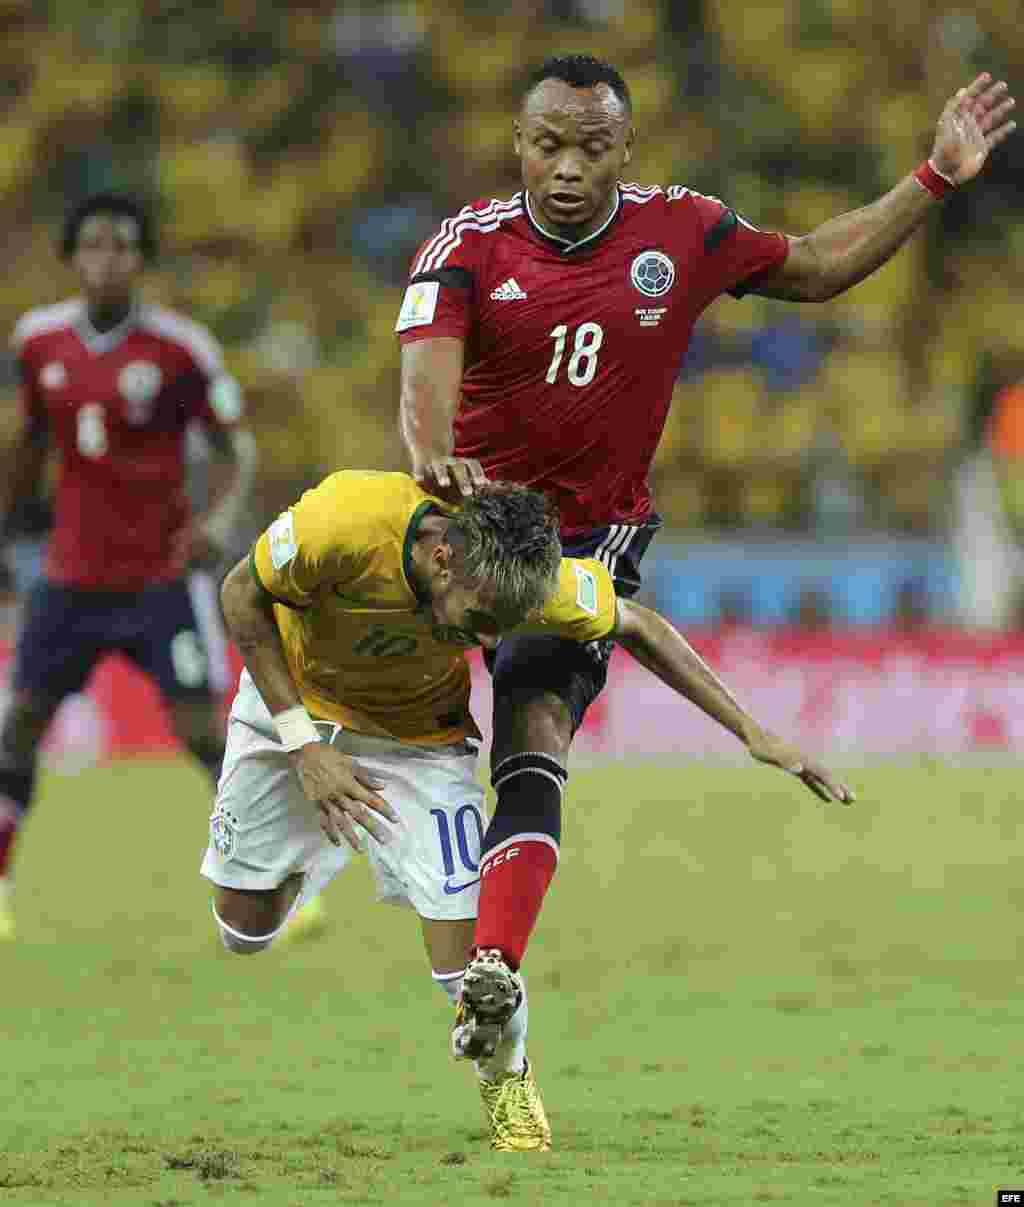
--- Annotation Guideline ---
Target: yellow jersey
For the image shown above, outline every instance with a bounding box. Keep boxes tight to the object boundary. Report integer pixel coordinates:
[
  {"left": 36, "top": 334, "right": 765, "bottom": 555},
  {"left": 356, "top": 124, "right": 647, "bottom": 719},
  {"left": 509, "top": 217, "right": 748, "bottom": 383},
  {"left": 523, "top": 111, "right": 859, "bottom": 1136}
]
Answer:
[{"left": 250, "top": 471, "right": 617, "bottom": 745}]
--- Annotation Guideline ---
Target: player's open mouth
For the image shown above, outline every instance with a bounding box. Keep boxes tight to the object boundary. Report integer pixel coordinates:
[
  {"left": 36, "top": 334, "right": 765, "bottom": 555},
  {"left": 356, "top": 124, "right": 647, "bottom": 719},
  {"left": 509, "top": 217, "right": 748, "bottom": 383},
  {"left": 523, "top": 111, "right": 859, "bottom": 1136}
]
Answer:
[{"left": 546, "top": 193, "right": 587, "bottom": 214}]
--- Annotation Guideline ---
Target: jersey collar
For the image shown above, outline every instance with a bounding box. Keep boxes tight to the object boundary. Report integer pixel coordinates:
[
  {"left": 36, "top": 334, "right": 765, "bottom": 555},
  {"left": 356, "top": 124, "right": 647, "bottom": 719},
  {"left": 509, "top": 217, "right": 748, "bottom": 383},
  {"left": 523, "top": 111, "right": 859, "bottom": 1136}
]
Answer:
[
  {"left": 74, "top": 298, "right": 139, "bottom": 356},
  {"left": 524, "top": 187, "right": 622, "bottom": 255}
]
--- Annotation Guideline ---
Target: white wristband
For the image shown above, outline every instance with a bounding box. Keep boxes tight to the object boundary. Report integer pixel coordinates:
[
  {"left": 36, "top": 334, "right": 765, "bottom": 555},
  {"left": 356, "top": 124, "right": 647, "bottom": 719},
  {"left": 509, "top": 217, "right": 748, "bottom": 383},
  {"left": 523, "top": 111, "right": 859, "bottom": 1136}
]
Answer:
[{"left": 273, "top": 705, "right": 320, "bottom": 751}]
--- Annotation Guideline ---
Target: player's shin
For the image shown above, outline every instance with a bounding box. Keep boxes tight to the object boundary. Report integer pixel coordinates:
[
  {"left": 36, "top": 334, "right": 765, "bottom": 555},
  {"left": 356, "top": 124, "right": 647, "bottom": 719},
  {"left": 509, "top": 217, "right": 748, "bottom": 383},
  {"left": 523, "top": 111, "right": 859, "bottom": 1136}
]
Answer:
[{"left": 473, "top": 753, "right": 565, "bottom": 969}]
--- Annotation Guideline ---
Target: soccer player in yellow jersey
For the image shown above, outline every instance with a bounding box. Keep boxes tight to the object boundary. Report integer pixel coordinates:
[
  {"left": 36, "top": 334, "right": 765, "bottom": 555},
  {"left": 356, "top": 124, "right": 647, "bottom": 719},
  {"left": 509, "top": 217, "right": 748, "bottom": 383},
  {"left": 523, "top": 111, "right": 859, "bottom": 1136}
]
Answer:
[{"left": 207, "top": 470, "right": 851, "bottom": 1151}]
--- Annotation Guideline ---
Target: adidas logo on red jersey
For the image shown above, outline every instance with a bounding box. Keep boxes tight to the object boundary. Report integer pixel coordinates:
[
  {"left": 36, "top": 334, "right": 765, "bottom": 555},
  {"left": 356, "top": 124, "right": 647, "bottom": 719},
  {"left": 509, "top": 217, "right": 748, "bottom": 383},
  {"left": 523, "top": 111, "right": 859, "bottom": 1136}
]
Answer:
[{"left": 490, "top": 278, "right": 528, "bottom": 301}]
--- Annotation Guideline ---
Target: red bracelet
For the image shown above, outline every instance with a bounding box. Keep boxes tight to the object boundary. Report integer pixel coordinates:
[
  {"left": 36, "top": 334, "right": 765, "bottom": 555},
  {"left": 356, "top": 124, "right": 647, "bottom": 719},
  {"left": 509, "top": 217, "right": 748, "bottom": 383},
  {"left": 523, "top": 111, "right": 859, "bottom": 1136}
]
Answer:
[{"left": 914, "top": 159, "right": 956, "bottom": 200}]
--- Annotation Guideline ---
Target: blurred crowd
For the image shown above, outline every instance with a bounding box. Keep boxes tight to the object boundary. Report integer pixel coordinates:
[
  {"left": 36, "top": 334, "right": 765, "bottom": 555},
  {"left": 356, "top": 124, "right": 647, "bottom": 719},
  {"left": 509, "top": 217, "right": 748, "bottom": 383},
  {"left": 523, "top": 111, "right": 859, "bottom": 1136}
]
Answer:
[{"left": 0, "top": 0, "right": 1021, "bottom": 543}]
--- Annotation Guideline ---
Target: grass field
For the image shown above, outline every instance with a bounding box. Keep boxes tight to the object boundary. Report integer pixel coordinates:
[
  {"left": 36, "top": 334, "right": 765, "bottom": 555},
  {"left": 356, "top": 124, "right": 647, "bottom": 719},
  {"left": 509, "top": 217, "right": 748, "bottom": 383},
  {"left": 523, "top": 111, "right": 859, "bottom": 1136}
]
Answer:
[{"left": 3, "top": 757, "right": 1024, "bottom": 1206}]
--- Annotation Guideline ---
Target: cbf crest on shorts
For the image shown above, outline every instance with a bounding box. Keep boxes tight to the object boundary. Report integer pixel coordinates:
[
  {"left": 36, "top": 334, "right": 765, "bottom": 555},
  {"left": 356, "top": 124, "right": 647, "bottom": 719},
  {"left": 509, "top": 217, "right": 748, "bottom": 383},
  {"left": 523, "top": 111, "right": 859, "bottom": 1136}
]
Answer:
[
  {"left": 210, "top": 805, "right": 239, "bottom": 859},
  {"left": 630, "top": 250, "right": 675, "bottom": 298}
]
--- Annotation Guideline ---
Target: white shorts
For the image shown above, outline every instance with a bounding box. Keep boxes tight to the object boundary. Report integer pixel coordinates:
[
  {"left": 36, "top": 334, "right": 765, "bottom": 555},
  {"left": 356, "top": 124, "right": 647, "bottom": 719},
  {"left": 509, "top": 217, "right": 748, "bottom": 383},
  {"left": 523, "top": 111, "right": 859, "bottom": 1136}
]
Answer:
[{"left": 200, "top": 671, "right": 487, "bottom": 920}]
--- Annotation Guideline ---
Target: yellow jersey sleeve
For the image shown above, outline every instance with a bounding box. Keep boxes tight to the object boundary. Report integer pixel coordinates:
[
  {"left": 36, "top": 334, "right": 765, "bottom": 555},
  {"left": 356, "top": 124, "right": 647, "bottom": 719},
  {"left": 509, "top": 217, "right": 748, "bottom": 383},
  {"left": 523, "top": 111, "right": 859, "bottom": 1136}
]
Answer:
[
  {"left": 518, "top": 557, "right": 617, "bottom": 642},
  {"left": 251, "top": 473, "right": 373, "bottom": 606}
]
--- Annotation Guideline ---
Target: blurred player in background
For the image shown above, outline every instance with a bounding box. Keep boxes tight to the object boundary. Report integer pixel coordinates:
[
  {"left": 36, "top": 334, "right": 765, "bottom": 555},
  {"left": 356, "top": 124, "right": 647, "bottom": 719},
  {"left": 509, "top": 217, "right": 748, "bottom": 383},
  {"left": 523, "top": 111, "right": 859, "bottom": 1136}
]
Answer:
[
  {"left": 0, "top": 192, "right": 258, "bottom": 938},
  {"left": 209, "top": 469, "right": 850, "bottom": 1151},
  {"left": 397, "top": 55, "right": 1016, "bottom": 1051}
]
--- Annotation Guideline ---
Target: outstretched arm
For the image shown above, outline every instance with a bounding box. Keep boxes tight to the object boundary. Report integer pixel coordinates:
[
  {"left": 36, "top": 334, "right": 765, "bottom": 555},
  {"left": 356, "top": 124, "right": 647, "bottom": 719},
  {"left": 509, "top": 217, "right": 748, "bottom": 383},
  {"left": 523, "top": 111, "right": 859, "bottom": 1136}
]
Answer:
[
  {"left": 613, "top": 598, "right": 854, "bottom": 804},
  {"left": 753, "top": 73, "right": 1016, "bottom": 302},
  {"left": 399, "top": 336, "right": 488, "bottom": 498}
]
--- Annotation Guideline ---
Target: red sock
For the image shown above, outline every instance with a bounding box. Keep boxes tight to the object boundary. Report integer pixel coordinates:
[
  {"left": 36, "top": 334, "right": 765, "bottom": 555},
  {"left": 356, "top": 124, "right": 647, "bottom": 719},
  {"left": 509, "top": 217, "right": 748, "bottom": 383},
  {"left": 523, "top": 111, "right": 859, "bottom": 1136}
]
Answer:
[{"left": 474, "top": 836, "right": 558, "bottom": 969}]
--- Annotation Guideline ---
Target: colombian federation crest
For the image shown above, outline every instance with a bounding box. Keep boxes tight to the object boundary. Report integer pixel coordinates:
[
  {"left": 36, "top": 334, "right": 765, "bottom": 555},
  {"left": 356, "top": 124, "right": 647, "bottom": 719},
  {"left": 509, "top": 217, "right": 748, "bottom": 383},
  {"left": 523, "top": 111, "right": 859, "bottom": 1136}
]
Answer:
[
  {"left": 209, "top": 806, "right": 238, "bottom": 859},
  {"left": 630, "top": 250, "right": 675, "bottom": 298},
  {"left": 118, "top": 360, "right": 163, "bottom": 423}
]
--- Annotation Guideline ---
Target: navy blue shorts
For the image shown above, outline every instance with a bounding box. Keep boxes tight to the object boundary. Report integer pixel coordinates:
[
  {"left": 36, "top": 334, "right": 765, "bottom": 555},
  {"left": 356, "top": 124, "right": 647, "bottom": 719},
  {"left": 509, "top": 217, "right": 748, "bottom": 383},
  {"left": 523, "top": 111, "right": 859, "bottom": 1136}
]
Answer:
[
  {"left": 12, "top": 578, "right": 213, "bottom": 703},
  {"left": 485, "top": 516, "right": 661, "bottom": 731}
]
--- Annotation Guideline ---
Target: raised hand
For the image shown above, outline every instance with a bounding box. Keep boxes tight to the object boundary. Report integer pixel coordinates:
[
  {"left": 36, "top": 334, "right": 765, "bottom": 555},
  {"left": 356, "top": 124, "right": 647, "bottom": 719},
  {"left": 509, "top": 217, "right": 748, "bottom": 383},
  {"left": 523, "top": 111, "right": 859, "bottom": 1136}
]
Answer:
[
  {"left": 931, "top": 73, "right": 1016, "bottom": 186},
  {"left": 414, "top": 455, "right": 489, "bottom": 501},
  {"left": 745, "top": 727, "right": 856, "bottom": 805}
]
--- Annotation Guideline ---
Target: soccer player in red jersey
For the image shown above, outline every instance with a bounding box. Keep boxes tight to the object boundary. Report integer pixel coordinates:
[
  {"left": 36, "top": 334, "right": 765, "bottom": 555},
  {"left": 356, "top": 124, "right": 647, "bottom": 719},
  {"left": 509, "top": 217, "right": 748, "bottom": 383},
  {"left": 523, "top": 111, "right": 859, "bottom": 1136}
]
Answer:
[
  {"left": 0, "top": 193, "right": 258, "bottom": 936},
  {"left": 397, "top": 56, "right": 1016, "bottom": 1053}
]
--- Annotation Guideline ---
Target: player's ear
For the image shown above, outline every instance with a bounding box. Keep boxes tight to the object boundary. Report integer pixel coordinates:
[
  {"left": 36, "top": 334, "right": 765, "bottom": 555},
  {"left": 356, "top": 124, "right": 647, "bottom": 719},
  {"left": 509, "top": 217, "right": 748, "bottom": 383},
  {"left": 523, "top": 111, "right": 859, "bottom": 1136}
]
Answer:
[{"left": 432, "top": 540, "right": 454, "bottom": 583}]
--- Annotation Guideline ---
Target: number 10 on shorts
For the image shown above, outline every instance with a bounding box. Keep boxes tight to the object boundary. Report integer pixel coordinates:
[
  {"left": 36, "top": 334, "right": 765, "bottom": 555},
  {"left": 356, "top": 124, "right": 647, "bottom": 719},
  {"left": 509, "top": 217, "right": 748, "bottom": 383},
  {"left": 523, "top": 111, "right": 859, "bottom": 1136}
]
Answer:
[{"left": 431, "top": 805, "right": 484, "bottom": 880}]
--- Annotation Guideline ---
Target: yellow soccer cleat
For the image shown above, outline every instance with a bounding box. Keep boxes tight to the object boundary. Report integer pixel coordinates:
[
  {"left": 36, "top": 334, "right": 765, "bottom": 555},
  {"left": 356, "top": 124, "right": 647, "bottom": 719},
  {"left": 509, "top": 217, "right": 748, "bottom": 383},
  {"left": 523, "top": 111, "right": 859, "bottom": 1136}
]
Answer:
[
  {"left": 478, "top": 1061, "right": 552, "bottom": 1152},
  {"left": 280, "top": 895, "right": 328, "bottom": 944},
  {"left": 0, "top": 878, "right": 15, "bottom": 941}
]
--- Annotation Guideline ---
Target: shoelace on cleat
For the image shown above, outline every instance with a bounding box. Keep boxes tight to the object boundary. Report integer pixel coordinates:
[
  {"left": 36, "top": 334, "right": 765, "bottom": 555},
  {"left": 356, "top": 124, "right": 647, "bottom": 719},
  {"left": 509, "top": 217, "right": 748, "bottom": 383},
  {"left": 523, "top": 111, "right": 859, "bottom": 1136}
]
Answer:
[{"left": 485, "top": 1073, "right": 547, "bottom": 1149}]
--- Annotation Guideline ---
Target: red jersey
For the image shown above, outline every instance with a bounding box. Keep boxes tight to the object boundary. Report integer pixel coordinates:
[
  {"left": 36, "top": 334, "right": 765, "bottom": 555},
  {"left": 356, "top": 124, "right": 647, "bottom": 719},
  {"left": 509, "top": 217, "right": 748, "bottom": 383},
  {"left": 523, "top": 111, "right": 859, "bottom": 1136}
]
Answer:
[
  {"left": 12, "top": 298, "right": 243, "bottom": 589},
  {"left": 397, "top": 183, "right": 787, "bottom": 535}
]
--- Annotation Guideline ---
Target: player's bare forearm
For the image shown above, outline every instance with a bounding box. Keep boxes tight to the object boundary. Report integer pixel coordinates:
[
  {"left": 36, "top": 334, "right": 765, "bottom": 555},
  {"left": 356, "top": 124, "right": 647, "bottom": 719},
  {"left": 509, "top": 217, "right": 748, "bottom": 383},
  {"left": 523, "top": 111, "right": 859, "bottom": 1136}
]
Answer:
[
  {"left": 220, "top": 556, "right": 304, "bottom": 716},
  {"left": 756, "top": 74, "right": 1015, "bottom": 304},
  {"left": 197, "top": 427, "right": 258, "bottom": 552},
  {"left": 754, "top": 176, "right": 935, "bottom": 303},
  {"left": 0, "top": 426, "right": 47, "bottom": 535},
  {"left": 612, "top": 600, "right": 759, "bottom": 746},
  {"left": 398, "top": 338, "right": 463, "bottom": 471},
  {"left": 613, "top": 600, "right": 855, "bottom": 804}
]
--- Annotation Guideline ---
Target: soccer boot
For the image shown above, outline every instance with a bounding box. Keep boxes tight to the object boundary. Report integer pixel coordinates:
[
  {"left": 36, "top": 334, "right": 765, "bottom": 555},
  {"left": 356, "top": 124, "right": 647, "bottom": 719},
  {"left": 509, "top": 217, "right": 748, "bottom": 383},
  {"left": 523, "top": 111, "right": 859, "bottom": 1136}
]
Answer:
[
  {"left": 479, "top": 1061, "right": 552, "bottom": 1152},
  {"left": 0, "top": 877, "right": 14, "bottom": 941},
  {"left": 452, "top": 948, "right": 522, "bottom": 1061},
  {"left": 280, "top": 895, "right": 327, "bottom": 944}
]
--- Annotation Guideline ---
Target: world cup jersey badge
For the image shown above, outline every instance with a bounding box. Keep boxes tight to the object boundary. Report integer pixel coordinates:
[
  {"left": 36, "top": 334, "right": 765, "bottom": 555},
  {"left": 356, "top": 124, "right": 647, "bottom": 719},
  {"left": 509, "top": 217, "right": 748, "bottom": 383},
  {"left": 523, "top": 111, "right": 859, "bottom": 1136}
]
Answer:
[{"left": 630, "top": 250, "right": 675, "bottom": 298}]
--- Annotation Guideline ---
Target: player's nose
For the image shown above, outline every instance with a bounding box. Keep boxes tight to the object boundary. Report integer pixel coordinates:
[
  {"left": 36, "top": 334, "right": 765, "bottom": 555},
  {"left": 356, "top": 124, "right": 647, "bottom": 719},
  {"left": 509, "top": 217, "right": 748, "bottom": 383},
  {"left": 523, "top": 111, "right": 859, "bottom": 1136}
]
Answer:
[{"left": 552, "top": 154, "right": 584, "bottom": 182}]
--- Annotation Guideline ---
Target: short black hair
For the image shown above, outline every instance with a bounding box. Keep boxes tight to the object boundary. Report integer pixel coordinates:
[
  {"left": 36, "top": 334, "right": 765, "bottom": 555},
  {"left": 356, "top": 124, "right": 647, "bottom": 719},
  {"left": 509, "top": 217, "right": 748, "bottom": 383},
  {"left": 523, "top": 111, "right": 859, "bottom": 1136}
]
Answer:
[
  {"left": 61, "top": 192, "right": 157, "bottom": 261},
  {"left": 524, "top": 54, "right": 632, "bottom": 114}
]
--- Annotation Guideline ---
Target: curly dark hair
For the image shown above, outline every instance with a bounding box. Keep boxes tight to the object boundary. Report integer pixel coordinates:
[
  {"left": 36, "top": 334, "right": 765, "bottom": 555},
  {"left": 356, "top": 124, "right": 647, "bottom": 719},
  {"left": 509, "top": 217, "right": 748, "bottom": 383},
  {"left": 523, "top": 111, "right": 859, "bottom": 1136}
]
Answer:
[
  {"left": 523, "top": 54, "right": 632, "bottom": 114},
  {"left": 61, "top": 192, "right": 157, "bottom": 261},
  {"left": 447, "top": 483, "right": 562, "bottom": 622}
]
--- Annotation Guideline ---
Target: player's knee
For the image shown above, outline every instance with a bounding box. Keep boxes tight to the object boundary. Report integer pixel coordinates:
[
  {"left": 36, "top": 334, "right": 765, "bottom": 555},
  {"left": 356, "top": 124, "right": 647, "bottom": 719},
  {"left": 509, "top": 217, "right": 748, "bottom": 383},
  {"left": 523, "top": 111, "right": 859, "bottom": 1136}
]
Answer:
[
  {"left": 212, "top": 890, "right": 285, "bottom": 955},
  {"left": 212, "top": 905, "right": 279, "bottom": 955},
  {"left": 212, "top": 881, "right": 298, "bottom": 955}
]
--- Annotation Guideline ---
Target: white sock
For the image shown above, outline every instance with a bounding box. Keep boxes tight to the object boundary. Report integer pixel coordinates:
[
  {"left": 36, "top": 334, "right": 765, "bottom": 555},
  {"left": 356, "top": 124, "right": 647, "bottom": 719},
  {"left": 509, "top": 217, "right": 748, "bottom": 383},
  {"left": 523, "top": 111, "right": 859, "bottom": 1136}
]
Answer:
[{"left": 433, "top": 969, "right": 463, "bottom": 1005}]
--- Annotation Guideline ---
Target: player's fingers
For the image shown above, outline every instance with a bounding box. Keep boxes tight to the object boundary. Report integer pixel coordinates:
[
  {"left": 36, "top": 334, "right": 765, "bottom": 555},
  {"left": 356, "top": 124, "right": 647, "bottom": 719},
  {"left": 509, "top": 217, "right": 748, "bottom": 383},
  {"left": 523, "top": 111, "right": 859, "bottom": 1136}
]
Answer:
[
  {"left": 431, "top": 460, "right": 451, "bottom": 487},
  {"left": 316, "top": 800, "right": 343, "bottom": 847},
  {"left": 977, "top": 79, "right": 1009, "bottom": 110},
  {"left": 450, "top": 461, "right": 474, "bottom": 497},
  {"left": 981, "top": 97, "right": 1015, "bottom": 132},
  {"left": 799, "top": 770, "right": 833, "bottom": 804},
  {"left": 349, "top": 759, "right": 387, "bottom": 791},
  {"left": 987, "top": 119, "right": 1018, "bottom": 148},
  {"left": 468, "top": 459, "right": 489, "bottom": 486},
  {"left": 327, "top": 800, "right": 363, "bottom": 851},
  {"left": 351, "top": 780, "right": 398, "bottom": 822},
  {"left": 342, "top": 797, "right": 393, "bottom": 845},
  {"left": 963, "top": 72, "right": 991, "bottom": 101}
]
